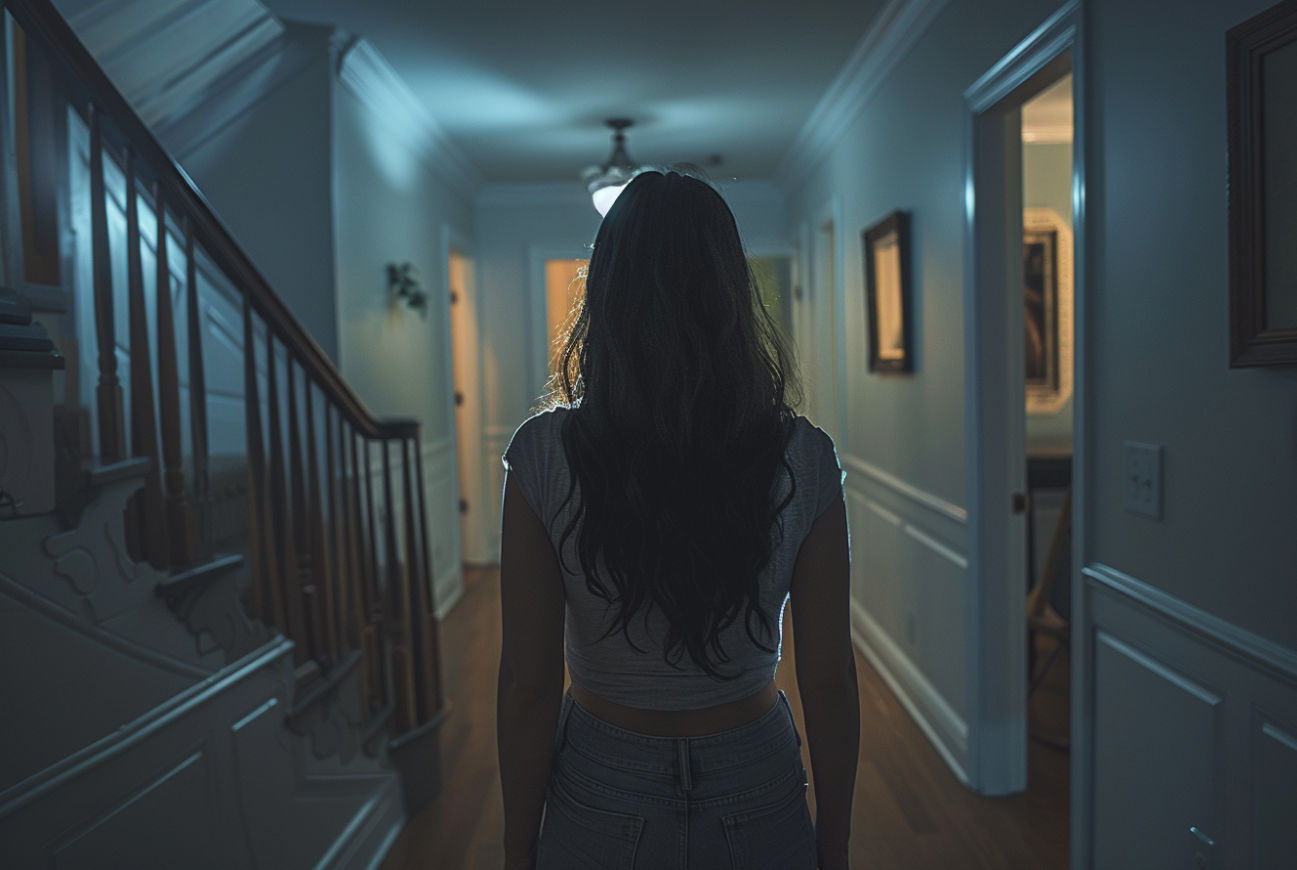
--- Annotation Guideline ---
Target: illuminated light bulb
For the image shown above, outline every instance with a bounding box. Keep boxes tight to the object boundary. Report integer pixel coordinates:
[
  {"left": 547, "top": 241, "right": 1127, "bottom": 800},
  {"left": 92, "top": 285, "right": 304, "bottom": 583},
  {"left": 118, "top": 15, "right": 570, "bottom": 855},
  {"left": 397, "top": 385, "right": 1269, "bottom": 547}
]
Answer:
[{"left": 592, "top": 183, "right": 628, "bottom": 216}]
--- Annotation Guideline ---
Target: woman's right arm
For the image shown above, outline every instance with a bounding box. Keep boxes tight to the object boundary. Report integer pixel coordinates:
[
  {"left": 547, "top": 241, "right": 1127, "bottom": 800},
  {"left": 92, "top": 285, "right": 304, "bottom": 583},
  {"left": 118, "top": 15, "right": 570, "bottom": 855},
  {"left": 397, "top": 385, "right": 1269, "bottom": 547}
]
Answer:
[{"left": 789, "top": 495, "right": 859, "bottom": 870}]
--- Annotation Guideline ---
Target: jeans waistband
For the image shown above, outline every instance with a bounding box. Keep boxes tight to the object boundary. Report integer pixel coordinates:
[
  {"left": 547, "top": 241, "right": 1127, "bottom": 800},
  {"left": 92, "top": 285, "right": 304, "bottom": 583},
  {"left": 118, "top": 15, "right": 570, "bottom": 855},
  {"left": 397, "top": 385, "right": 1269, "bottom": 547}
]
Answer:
[{"left": 554, "top": 688, "right": 801, "bottom": 789}]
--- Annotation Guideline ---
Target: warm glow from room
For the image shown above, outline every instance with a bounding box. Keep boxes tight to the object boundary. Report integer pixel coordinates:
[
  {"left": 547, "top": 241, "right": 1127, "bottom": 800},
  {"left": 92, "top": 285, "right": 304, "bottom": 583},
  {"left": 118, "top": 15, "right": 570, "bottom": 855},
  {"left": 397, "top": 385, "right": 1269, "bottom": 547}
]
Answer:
[{"left": 545, "top": 259, "right": 588, "bottom": 379}]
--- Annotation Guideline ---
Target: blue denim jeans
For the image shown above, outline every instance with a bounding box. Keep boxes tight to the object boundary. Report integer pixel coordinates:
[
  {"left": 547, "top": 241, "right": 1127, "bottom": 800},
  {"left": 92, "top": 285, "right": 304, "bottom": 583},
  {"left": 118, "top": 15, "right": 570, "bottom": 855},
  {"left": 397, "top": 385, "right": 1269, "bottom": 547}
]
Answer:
[{"left": 536, "top": 689, "right": 817, "bottom": 870}]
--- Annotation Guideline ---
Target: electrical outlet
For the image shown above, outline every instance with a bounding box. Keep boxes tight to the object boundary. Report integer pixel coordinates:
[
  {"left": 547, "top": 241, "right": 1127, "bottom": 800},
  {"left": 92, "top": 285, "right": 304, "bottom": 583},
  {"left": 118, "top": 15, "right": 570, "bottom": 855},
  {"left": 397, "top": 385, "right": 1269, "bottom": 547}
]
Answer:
[{"left": 1123, "top": 441, "right": 1162, "bottom": 520}]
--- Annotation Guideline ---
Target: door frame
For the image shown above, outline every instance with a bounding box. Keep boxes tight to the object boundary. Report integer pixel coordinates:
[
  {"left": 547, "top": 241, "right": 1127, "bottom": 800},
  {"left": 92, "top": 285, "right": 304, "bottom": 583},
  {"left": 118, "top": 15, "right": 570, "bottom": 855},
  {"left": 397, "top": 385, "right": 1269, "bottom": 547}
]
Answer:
[
  {"left": 801, "top": 198, "right": 847, "bottom": 445},
  {"left": 441, "top": 223, "right": 482, "bottom": 567},
  {"left": 960, "top": 0, "right": 1086, "bottom": 803}
]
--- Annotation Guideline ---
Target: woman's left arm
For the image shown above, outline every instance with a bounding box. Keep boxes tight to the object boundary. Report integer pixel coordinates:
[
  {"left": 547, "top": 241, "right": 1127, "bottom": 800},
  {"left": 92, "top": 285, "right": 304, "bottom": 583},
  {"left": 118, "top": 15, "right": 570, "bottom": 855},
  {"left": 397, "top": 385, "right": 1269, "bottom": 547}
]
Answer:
[{"left": 497, "top": 471, "right": 567, "bottom": 870}]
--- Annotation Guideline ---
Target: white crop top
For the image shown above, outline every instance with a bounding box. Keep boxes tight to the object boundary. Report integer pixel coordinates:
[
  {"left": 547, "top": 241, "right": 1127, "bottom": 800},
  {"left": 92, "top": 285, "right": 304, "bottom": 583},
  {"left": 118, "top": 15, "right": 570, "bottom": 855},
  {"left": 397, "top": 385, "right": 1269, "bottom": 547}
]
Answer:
[{"left": 502, "top": 407, "right": 845, "bottom": 710}]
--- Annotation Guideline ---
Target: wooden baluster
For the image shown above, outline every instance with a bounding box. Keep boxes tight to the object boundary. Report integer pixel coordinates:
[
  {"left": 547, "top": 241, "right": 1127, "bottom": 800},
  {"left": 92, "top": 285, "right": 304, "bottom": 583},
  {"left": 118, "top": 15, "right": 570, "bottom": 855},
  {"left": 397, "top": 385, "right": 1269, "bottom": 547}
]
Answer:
[
  {"left": 185, "top": 219, "right": 211, "bottom": 561},
  {"left": 344, "top": 424, "right": 375, "bottom": 712},
  {"left": 383, "top": 439, "right": 418, "bottom": 734},
  {"left": 244, "top": 299, "right": 279, "bottom": 626},
  {"left": 88, "top": 104, "right": 125, "bottom": 461},
  {"left": 411, "top": 435, "right": 445, "bottom": 719},
  {"left": 152, "top": 184, "right": 193, "bottom": 567},
  {"left": 303, "top": 379, "right": 335, "bottom": 664},
  {"left": 286, "top": 360, "right": 321, "bottom": 662},
  {"left": 401, "top": 436, "right": 433, "bottom": 723},
  {"left": 360, "top": 437, "right": 391, "bottom": 709},
  {"left": 324, "top": 404, "right": 345, "bottom": 657},
  {"left": 266, "top": 333, "right": 307, "bottom": 661},
  {"left": 124, "top": 148, "right": 168, "bottom": 568},
  {"left": 336, "top": 416, "right": 372, "bottom": 713}
]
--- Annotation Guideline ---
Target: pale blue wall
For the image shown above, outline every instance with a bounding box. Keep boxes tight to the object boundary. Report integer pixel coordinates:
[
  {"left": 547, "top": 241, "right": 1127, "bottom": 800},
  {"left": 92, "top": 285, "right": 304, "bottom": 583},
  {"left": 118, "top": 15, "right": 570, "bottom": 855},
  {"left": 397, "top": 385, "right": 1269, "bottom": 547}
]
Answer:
[
  {"left": 1090, "top": 0, "right": 1297, "bottom": 649},
  {"left": 331, "top": 85, "right": 471, "bottom": 444},
  {"left": 181, "top": 25, "right": 338, "bottom": 362},
  {"left": 784, "top": 0, "right": 1075, "bottom": 725}
]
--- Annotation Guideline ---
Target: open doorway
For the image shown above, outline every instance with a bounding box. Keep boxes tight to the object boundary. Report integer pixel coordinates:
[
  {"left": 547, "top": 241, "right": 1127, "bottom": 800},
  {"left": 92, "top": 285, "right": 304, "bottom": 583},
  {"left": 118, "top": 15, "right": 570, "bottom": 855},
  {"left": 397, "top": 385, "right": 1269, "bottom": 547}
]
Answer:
[
  {"left": 962, "top": 3, "right": 1081, "bottom": 803},
  {"left": 1021, "top": 75, "right": 1074, "bottom": 758}
]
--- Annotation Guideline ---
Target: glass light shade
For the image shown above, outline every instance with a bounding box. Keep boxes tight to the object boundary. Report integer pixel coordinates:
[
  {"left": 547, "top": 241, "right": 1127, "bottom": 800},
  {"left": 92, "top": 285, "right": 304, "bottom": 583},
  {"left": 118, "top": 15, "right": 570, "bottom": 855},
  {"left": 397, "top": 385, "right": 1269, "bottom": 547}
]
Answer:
[{"left": 592, "top": 183, "right": 628, "bottom": 216}]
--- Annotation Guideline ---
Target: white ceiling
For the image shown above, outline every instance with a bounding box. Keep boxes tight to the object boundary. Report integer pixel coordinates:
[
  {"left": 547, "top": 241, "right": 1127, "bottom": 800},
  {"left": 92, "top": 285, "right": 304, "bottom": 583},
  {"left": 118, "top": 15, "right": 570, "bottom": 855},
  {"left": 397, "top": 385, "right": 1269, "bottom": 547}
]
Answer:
[
  {"left": 259, "top": 0, "right": 888, "bottom": 183},
  {"left": 1022, "top": 74, "right": 1073, "bottom": 144}
]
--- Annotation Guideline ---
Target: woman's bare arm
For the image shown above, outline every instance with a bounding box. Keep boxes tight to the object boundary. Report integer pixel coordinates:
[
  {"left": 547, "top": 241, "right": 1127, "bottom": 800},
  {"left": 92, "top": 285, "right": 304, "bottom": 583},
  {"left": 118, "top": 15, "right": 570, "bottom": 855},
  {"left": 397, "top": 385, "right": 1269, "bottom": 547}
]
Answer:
[
  {"left": 789, "top": 495, "right": 859, "bottom": 870},
  {"left": 497, "top": 472, "right": 567, "bottom": 870}
]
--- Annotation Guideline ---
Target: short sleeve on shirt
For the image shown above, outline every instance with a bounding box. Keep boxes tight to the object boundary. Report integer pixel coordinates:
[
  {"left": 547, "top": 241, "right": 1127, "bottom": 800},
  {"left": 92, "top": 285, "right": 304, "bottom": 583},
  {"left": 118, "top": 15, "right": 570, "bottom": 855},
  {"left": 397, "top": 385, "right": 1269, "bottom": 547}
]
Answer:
[
  {"left": 812, "top": 425, "right": 845, "bottom": 518},
  {"left": 502, "top": 411, "right": 556, "bottom": 525}
]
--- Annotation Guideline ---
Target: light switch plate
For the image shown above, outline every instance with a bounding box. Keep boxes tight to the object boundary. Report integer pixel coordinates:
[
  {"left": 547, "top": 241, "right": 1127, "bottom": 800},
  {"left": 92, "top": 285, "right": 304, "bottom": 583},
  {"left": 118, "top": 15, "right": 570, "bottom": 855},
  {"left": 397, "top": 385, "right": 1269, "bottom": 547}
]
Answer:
[{"left": 1123, "top": 441, "right": 1162, "bottom": 520}]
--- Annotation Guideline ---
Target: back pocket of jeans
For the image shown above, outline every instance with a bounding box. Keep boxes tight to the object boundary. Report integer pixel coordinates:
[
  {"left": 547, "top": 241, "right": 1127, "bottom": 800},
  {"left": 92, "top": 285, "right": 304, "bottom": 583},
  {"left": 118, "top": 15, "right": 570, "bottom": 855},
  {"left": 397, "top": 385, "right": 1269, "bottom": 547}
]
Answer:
[
  {"left": 537, "top": 776, "right": 644, "bottom": 870},
  {"left": 722, "top": 771, "right": 815, "bottom": 870}
]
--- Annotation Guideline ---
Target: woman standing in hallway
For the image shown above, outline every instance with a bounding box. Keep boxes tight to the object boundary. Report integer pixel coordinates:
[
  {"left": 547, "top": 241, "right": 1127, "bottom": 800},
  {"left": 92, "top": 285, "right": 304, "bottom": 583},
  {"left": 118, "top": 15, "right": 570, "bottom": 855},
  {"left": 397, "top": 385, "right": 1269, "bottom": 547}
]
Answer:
[{"left": 497, "top": 170, "right": 859, "bottom": 870}]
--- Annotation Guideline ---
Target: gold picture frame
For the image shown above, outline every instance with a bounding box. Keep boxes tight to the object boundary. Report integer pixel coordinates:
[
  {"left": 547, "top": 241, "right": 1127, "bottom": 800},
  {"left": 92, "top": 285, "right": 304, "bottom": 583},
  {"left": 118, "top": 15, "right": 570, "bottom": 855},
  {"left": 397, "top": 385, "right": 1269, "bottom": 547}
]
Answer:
[{"left": 1024, "top": 208, "right": 1073, "bottom": 415}]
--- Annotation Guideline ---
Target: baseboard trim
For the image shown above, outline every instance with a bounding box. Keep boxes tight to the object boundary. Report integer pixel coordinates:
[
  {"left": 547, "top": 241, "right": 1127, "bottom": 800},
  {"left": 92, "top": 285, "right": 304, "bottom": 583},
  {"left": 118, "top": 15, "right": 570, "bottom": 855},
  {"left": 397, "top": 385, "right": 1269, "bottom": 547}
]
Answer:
[{"left": 850, "top": 599, "right": 969, "bottom": 784}]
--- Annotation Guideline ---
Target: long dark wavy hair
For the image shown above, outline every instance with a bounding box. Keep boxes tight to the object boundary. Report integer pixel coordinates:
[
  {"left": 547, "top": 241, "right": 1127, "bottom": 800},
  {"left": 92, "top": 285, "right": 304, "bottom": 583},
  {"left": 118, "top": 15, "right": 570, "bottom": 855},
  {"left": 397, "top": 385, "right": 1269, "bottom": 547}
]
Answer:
[{"left": 543, "top": 169, "right": 803, "bottom": 680}]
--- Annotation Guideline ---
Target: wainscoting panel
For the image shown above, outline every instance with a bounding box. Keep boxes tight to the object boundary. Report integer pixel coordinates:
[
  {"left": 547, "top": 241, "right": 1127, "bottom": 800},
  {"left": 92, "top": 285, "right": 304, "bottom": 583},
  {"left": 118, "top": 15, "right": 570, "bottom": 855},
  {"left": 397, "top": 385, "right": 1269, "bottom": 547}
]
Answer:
[
  {"left": 1091, "top": 630, "right": 1220, "bottom": 870},
  {"left": 1254, "top": 716, "right": 1297, "bottom": 867},
  {"left": 52, "top": 750, "right": 218, "bottom": 870},
  {"left": 842, "top": 454, "right": 969, "bottom": 782},
  {"left": 1084, "top": 564, "right": 1297, "bottom": 869}
]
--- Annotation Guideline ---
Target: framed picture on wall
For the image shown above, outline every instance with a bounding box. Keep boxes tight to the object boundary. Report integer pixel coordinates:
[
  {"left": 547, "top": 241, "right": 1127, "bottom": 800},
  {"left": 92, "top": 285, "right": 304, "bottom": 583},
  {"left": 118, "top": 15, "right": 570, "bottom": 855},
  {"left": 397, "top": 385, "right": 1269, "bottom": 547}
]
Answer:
[
  {"left": 1228, "top": 0, "right": 1297, "bottom": 366},
  {"left": 862, "top": 210, "right": 913, "bottom": 373},
  {"left": 1024, "top": 208, "right": 1074, "bottom": 415}
]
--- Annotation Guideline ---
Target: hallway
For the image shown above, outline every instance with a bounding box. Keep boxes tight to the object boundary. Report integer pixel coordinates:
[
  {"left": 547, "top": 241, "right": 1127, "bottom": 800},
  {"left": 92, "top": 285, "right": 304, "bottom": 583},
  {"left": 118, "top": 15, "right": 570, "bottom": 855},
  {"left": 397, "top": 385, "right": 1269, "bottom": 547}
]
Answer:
[{"left": 381, "top": 566, "right": 1069, "bottom": 870}]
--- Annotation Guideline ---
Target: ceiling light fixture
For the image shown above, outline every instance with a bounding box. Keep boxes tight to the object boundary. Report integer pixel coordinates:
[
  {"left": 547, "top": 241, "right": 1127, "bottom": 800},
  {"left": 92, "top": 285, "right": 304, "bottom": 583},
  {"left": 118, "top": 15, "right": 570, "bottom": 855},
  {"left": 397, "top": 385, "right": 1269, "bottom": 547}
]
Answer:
[{"left": 581, "top": 118, "right": 638, "bottom": 216}]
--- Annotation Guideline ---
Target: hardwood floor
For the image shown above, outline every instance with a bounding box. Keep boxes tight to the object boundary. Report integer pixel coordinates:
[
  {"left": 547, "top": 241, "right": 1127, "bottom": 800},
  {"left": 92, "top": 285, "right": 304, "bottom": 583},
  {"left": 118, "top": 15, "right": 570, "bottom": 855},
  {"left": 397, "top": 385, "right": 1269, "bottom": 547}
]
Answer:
[{"left": 381, "top": 566, "right": 1069, "bottom": 870}]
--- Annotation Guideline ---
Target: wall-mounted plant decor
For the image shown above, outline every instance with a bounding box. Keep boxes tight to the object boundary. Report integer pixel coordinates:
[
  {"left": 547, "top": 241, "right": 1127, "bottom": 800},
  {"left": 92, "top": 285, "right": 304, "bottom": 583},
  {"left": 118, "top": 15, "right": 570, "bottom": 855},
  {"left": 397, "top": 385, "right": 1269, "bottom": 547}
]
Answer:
[
  {"left": 1228, "top": 0, "right": 1297, "bottom": 366},
  {"left": 387, "top": 262, "right": 427, "bottom": 318}
]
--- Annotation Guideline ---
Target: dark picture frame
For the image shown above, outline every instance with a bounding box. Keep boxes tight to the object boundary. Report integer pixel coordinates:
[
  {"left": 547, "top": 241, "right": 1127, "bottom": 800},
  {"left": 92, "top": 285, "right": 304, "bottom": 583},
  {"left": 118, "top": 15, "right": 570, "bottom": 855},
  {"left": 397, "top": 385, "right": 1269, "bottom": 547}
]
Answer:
[
  {"left": 1228, "top": 0, "right": 1297, "bottom": 367},
  {"left": 862, "top": 210, "right": 913, "bottom": 373}
]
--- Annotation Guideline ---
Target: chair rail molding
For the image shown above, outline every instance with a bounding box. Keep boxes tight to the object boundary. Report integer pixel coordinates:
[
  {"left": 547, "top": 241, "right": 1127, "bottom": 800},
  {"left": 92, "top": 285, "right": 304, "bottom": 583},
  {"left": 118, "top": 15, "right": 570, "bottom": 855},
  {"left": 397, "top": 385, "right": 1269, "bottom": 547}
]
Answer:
[
  {"left": 1084, "top": 563, "right": 1297, "bottom": 685},
  {"left": 1083, "top": 560, "right": 1297, "bottom": 868},
  {"left": 841, "top": 452, "right": 968, "bottom": 524},
  {"left": 337, "top": 37, "right": 482, "bottom": 201},
  {"left": 772, "top": 0, "right": 950, "bottom": 192}
]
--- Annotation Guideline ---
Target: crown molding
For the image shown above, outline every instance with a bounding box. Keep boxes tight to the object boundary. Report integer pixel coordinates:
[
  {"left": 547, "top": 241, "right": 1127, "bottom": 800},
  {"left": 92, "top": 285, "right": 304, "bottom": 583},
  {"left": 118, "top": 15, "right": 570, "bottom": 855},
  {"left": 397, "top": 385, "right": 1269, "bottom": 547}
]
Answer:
[
  {"left": 773, "top": 0, "right": 949, "bottom": 194},
  {"left": 336, "top": 38, "right": 482, "bottom": 201}
]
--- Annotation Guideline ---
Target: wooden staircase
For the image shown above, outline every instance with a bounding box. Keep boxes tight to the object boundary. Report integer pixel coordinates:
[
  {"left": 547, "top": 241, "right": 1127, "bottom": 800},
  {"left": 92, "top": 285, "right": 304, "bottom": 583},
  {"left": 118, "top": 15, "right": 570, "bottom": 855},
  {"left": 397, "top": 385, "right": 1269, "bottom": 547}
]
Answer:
[{"left": 0, "top": 0, "right": 447, "bottom": 865}]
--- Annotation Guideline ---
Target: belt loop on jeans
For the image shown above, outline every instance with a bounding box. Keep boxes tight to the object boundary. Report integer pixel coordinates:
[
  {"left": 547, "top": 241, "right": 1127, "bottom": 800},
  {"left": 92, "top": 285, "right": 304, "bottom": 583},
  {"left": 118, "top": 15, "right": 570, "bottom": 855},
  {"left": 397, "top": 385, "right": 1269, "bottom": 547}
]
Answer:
[
  {"left": 677, "top": 738, "right": 693, "bottom": 792},
  {"left": 555, "top": 692, "right": 574, "bottom": 754}
]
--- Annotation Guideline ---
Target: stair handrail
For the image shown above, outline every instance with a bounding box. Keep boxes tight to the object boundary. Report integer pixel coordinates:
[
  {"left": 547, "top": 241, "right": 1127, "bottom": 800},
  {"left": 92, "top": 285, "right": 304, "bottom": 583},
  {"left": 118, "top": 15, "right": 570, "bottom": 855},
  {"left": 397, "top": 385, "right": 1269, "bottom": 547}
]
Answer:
[
  {"left": 7, "top": 0, "right": 402, "bottom": 440},
  {"left": 5, "top": 0, "right": 444, "bottom": 746}
]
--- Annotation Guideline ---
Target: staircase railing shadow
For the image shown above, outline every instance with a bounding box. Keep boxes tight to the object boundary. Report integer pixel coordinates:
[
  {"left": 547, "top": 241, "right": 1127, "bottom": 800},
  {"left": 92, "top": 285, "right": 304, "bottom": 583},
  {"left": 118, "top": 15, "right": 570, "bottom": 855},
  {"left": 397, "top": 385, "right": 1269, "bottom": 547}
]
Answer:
[{"left": 4, "top": 0, "right": 446, "bottom": 774}]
